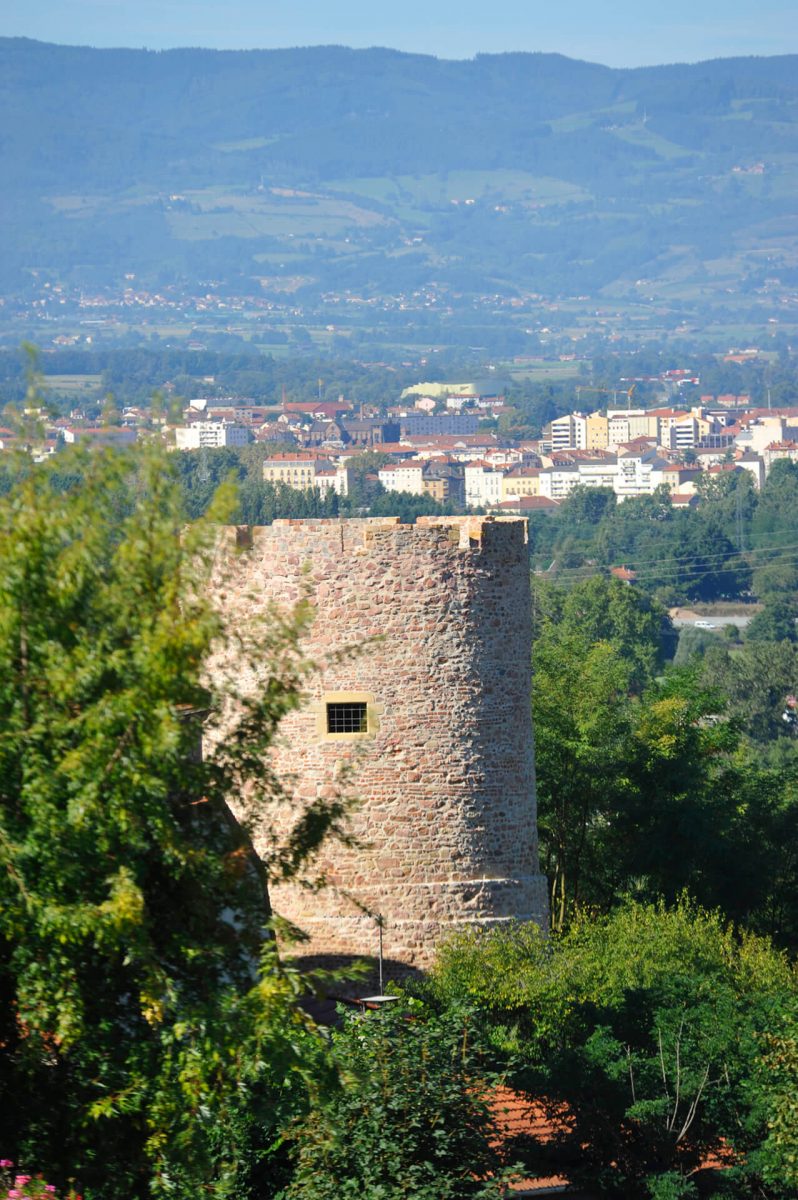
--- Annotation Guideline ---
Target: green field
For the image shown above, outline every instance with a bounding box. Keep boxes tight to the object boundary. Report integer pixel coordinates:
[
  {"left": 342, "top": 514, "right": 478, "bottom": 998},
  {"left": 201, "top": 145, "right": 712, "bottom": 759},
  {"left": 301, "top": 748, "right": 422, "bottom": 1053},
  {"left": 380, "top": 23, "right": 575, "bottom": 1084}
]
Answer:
[
  {"left": 508, "top": 360, "right": 586, "bottom": 381},
  {"left": 211, "top": 136, "right": 279, "bottom": 152},
  {"left": 325, "top": 170, "right": 590, "bottom": 209},
  {"left": 47, "top": 186, "right": 387, "bottom": 242},
  {"left": 610, "top": 123, "right": 693, "bottom": 161},
  {"left": 165, "top": 187, "right": 386, "bottom": 241},
  {"left": 548, "top": 100, "right": 637, "bottom": 133},
  {"left": 43, "top": 374, "right": 103, "bottom": 393}
]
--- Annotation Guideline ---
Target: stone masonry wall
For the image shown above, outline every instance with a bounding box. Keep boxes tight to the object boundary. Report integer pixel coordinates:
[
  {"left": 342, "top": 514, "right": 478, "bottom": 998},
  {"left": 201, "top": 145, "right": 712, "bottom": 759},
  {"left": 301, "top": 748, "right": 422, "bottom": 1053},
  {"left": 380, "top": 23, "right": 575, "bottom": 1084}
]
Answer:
[{"left": 210, "top": 515, "right": 547, "bottom": 972}]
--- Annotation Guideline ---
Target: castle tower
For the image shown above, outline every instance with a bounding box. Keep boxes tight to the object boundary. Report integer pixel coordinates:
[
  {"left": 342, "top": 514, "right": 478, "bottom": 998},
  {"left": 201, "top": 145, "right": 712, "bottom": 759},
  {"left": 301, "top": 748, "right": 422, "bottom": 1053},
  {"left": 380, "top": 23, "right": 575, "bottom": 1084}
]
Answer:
[{"left": 211, "top": 516, "right": 547, "bottom": 973}]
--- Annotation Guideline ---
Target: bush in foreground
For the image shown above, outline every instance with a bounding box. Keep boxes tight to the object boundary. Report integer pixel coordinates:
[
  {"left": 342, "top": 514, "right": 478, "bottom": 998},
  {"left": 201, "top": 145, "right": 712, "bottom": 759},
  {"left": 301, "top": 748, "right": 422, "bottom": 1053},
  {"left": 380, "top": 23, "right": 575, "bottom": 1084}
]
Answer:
[{"left": 431, "top": 900, "right": 798, "bottom": 1198}]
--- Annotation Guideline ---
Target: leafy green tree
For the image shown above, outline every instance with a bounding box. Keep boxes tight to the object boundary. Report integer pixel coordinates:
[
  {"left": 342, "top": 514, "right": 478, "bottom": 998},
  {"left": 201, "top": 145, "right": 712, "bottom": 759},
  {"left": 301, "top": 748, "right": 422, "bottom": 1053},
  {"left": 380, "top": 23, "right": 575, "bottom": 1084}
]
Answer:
[
  {"left": 557, "top": 576, "right": 674, "bottom": 691},
  {"left": 0, "top": 446, "right": 345, "bottom": 1200},
  {"left": 746, "top": 598, "right": 798, "bottom": 644},
  {"left": 603, "top": 670, "right": 752, "bottom": 920},
  {"left": 533, "top": 623, "right": 634, "bottom": 928},
  {"left": 701, "top": 641, "right": 798, "bottom": 747},
  {"left": 532, "top": 588, "right": 796, "bottom": 934},
  {"left": 432, "top": 901, "right": 798, "bottom": 1200},
  {"left": 693, "top": 469, "right": 756, "bottom": 553},
  {"left": 172, "top": 445, "right": 245, "bottom": 518},
  {"left": 280, "top": 1002, "right": 511, "bottom": 1200},
  {"left": 532, "top": 581, "right": 688, "bottom": 924},
  {"left": 558, "top": 485, "right": 616, "bottom": 528},
  {"left": 672, "top": 625, "right": 720, "bottom": 664},
  {"left": 752, "top": 559, "right": 798, "bottom": 604},
  {"left": 751, "top": 460, "right": 798, "bottom": 551},
  {"left": 752, "top": 997, "right": 798, "bottom": 1193}
]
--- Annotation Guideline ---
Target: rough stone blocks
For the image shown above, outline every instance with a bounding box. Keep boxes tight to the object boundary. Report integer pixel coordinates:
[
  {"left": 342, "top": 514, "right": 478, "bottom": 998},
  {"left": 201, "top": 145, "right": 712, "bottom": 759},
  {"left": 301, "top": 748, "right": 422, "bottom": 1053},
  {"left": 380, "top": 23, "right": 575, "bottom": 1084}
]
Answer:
[{"left": 210, "top": 516, "right": 548, "bottom": 973}]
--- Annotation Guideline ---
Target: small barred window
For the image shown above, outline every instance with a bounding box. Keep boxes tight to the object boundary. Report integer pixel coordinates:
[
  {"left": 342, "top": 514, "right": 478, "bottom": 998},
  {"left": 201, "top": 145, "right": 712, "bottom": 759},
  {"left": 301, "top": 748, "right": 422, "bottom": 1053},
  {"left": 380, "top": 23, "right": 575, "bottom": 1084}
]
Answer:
[{"left": 326, "top": 701, "right": 368, "bottom": 735}]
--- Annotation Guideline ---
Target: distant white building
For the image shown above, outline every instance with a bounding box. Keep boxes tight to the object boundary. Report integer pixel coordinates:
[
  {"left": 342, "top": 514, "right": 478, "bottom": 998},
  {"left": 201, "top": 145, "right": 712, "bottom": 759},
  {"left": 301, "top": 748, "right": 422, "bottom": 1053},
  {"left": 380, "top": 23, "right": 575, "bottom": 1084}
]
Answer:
[
  {"left": 538, "top": 465, "right": 580, "bottom": 500},
  {"left": 464, "top": 464, "right": 504, "bottom": 508},
  {"left": 614, "top": 450, "right": 661, "bottom": 499},
  {"left": 549, "top": 412, "right": 587, "bottom": 452},
  {"left": 379, "top": 462, "right": 426, "bottom": 496},
  {"left": 174, "top": 421, "right": 252, "bottom": 450},
  {"left": 735, "top": 416, "right": 791, "bottom": 456},
  {"left": 576, "top": 458, "right": 619, "bottom": 491},
  {"left": 315, "top": 466, "right": 355, "bottom": 497}
]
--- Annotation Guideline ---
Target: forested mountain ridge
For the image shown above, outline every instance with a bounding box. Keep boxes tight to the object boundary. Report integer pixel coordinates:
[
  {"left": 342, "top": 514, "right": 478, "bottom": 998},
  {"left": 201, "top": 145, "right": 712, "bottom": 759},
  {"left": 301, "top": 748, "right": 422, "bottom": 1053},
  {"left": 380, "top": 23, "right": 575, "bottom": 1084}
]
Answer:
[
  {"left": 2, "top": 38, "right": 798, "bottom": 306},
  {"left": 4, "top": 39, "right": 797, "bottom": 186}
]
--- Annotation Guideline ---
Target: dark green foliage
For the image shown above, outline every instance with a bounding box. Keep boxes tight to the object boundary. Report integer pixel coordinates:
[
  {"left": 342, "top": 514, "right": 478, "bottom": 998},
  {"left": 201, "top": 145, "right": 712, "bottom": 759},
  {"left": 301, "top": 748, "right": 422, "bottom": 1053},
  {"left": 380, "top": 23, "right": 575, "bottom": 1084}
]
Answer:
[
  {"left": 746, "top": 598, "right": 798, "bottom": 644},
  {"left": 701, "top": 641, "right": 798, "bottom": 747},
  {"left": 556, "top": 575, "right": 673, "bottom": 689},
  {"left": 279, "top": 1003, "right": 510, "bottom": 1200},
  {"left": 0, "top": 349, "right": 426, "bottom": 413},
  {"left": 750, "top": 460, "right": 798, "bottom": 551},
  {"left": 533, "top": 481, "right": 753, "bottom": 605},
  {"left": 529, "top": 460, "right": 798, "bottom": 608},
  {"left": 752, "top": 997, "right": 798, "bottom": 1193},
  {"left": 533, "top": 578, "right": 798, "bottom": 945},
  {"left": 431, "top": 902, "right": 798, "bottom": 1199},
  {"left": 0, "top": 446, "right": 346, "bottom": 1199},
  {"left": 672, "top": 625, "right": 721, "bottom": 664}
]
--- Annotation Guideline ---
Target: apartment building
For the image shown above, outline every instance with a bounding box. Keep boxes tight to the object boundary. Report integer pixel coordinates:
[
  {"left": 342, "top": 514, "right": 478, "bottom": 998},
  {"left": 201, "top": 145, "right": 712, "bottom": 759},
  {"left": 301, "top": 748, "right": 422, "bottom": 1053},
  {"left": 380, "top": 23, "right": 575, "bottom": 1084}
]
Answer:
[
  {"left": 175, "top": 421, "right": 251, "bottom": 450},
  {"left": 464, "top": 463, "right": 505, "bottom": 508},
  {"left": 538, "top": 464, "right": 581, "bottom": 500},
  {"left": 549, "top": 412, "right": 587, "bottom": 452},
  {"left": 607, "top": 409, "right": 657, "bottom": 448},
  {"left": 501, "top": 466, "right": 541, "bottom": 501},
  {"left": 314, "top": 466, "right": 355, "bottom": 496},
  {"left": 262, "top": 454, "right": 332, "bottom": 488},
  {"left": 585, "top": 412, "right": 609, "bottom": 450},
  {"left": 378, "top": 462, "right": 425, "bottom": 496}
]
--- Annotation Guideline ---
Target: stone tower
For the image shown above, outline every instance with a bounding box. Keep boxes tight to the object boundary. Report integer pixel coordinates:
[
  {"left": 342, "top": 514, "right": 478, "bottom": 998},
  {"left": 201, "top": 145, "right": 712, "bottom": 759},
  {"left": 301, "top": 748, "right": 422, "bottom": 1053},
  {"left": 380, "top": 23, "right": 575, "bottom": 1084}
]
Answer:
[{"left": 211, "top": 515, "right": 547, "bottom": 973}]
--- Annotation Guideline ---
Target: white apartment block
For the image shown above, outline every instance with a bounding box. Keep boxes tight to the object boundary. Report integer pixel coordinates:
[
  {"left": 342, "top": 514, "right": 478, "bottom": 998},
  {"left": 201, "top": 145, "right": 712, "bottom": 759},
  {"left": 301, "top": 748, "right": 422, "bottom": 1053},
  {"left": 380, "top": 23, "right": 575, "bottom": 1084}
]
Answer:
[
  {"left": 549, "top": 412, "right": 587, "bottom": 452},
  {"left": 175, "top": 421, "right": 252, "bottom": 450},
  {"left": 735, "top": 416, "right": 796, "bottom": 456},
  {"left": 315, "top": 466, "right": 355, "bottom": 496},
  {"left": 538, "top": 465, "right": 581, "bottom": 500},
  {"left": 577, "top": 459, "right": 619, "bottom": 490},
  {"left": 379, "top": 463, "right": 425, "bottom": 496},
  {"left": 614, "top": 452, "right": 659, "bottom": 499},
  {"left": 464, "top": 464, "right": 504, "bottom": 508}
]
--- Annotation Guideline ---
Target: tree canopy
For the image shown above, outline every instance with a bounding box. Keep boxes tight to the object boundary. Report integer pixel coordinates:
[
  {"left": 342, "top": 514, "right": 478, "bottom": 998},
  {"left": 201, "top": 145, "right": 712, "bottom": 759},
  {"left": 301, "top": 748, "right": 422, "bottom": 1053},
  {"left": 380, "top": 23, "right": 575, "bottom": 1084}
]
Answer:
[{"left": 0, "top": 445, "right": 348, "bottom": 1199}]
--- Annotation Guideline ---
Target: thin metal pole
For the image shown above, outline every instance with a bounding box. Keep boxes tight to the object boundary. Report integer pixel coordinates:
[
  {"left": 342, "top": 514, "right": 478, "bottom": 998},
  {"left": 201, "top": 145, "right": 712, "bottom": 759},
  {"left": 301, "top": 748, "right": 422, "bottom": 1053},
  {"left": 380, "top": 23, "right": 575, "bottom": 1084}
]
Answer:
[{"left": 377, "top": 914, "right": 385, "bottom": 994}]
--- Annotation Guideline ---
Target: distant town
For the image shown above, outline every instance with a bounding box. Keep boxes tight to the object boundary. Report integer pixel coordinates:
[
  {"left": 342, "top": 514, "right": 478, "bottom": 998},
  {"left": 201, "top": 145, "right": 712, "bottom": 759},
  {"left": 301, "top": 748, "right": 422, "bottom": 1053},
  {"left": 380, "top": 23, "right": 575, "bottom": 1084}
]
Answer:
[{"left": 12, "top": 362, "right": 796, "bottom": 518}]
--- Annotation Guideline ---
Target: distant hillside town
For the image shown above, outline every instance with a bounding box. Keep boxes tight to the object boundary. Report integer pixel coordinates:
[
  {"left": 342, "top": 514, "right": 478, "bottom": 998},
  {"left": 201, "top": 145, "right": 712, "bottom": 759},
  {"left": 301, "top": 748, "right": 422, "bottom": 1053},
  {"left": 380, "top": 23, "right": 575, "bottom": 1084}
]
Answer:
[
  {"left": 8, "top": 372, "right": 798, "bottom": 517},
  {"left": 175, "top": 382, "right": 798, "bottom": 512}
]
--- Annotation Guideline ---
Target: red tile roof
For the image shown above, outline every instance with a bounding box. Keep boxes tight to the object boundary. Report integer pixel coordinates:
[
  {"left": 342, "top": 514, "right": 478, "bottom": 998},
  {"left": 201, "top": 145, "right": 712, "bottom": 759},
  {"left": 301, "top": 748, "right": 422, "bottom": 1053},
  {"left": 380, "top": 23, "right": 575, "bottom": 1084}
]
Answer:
[
  {"left": 490, "top": 1088, "right": 570, "bottom": 1195},
  {"left": 490, "top": 1087, "right": 735, "bottom": 1196}
]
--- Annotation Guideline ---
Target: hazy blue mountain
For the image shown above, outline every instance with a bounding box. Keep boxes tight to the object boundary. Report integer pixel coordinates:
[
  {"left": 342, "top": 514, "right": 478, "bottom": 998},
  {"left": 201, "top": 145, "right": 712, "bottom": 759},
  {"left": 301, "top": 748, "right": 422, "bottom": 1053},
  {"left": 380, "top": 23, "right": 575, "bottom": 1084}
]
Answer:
[{"left": 2, "top": 38, "right": 797, "bottom": 305}]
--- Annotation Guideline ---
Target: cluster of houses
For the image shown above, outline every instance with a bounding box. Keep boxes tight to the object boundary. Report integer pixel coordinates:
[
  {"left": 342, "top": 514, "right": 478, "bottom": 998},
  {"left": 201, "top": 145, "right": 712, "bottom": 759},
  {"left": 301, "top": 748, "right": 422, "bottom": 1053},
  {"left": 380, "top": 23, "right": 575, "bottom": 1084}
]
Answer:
[
  {"left": 0, "top": 418, "right": 138, "bottom": 461},
  {"left": 176, "top": 385, "right": 798, "bottom": 512},
  {"left": 7, "top": 380, "right": 798, "bottom": 513}
]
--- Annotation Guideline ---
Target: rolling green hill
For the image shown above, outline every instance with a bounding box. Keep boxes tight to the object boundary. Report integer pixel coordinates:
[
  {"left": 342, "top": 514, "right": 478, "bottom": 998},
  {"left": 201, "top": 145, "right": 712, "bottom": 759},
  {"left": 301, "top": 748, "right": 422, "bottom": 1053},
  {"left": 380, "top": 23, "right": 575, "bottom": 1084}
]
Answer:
[{"left": 2, "top": 38, "right": 797, "bottom": 315}]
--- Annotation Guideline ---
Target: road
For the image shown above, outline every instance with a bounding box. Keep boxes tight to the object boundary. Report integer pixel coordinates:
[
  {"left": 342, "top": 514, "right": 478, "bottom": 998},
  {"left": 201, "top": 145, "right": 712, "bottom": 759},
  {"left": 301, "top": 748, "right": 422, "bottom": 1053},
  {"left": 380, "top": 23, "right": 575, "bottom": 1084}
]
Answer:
[{"left": 670, "top": 612, "right": 753, "bottom": 629}]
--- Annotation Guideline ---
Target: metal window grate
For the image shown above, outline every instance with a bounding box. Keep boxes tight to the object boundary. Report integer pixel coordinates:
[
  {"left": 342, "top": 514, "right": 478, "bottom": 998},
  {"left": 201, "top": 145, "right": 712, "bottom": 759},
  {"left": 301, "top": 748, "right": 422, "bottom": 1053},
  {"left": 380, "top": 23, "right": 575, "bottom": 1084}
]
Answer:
[{"left": 326, "top": 702, "right": 368, "bottom": 734}]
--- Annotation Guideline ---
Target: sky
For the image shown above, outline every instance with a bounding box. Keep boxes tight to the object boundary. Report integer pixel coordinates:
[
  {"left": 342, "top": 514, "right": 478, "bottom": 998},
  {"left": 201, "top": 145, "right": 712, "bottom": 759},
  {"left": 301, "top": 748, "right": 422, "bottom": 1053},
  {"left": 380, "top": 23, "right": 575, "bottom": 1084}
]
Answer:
[{"left": 2, "top": 0, "right": 798, "bottom": 67}]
